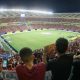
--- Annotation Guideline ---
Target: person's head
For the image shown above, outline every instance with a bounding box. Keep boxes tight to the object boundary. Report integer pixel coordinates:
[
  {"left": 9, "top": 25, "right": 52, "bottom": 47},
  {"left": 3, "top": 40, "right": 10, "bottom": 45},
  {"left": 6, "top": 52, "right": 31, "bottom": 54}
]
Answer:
[
  {"left": 19, "top": 47, "right": 34, "bottom": 63},
  {"left": 56, "top": 38, "right": 68, "bottom": 54}
]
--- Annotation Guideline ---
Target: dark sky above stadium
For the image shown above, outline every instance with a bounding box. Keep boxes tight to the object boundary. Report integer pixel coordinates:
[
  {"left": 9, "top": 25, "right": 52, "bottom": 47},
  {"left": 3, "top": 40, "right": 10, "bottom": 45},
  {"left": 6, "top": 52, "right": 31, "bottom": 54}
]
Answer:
[{"left": 0, "top": 0, "right": 80, "bottom": 13}]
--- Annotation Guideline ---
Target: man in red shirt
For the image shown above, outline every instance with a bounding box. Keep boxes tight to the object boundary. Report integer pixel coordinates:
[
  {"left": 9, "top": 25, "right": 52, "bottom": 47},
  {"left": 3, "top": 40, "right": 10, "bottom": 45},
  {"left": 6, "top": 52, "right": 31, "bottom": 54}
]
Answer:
[{"left": 16, "top": 47, "right": 45, "bottom": 80}]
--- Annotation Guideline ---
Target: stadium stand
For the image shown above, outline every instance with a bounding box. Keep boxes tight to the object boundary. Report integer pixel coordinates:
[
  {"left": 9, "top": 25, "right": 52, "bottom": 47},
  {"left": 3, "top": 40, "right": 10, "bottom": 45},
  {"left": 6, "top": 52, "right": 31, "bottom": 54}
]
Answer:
[{"left": 0, "top": 18, "right": 80, "bottom": 33}]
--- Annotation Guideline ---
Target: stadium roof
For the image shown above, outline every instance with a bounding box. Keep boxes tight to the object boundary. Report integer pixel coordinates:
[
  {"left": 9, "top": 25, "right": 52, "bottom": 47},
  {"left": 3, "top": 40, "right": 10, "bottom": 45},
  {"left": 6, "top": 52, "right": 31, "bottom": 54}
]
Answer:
[
  {"left": 0, "top": 8, "right": 53, "bottom": 18},
  {"left": 0, "top": 9, "right": 80, "bottom": 18}
]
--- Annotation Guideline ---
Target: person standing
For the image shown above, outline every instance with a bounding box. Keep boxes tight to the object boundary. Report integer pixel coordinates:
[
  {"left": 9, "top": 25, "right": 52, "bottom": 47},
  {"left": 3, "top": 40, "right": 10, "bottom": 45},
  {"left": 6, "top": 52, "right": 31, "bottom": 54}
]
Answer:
[
  {"left": 43, "top": 38, "right": 73, "bottom": 80},
  {"left": 16, "top": 47, "right": 46, "bottom": 80}
]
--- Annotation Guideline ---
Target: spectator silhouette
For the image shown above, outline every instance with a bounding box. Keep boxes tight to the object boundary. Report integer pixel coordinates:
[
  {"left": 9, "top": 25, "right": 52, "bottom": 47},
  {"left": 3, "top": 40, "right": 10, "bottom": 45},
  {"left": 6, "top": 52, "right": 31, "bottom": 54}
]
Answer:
[
  {"left": 16, "top": 47, "right": 45, "bottom": 80},
  {"left": 44, "top": 38, "right": 73, "bottom": 80}
]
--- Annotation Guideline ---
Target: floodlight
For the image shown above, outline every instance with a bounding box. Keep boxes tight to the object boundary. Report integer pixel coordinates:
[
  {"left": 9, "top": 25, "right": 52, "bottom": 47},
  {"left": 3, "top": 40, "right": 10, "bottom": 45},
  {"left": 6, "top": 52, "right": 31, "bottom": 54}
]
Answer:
[
  {"left": 0, "top": 8, "right": 8, "bottom": 12},
  {"left": 28, "top": 10, "right": 53, "bottom": 15},
  {"left": 0, "top": 8, "right": 53, "bottom": 15},
  {"left": 20, "top": 14, "right": 25, "bottom": 17},
  {"left": 11, "top": 9, "right": 26, "bottom": 12}
]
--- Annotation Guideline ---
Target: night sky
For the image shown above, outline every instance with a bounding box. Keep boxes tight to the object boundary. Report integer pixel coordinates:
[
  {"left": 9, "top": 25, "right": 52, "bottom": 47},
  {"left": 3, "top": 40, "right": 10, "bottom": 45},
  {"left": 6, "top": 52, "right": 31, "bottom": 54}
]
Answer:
[{"left": 0, "top": 0, "right": 80, "bottom": 12}]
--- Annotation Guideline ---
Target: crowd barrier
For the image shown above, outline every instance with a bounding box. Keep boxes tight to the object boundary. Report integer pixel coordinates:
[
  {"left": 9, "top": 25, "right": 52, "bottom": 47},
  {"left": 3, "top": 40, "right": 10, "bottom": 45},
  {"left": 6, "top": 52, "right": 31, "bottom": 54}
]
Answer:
[{"left": 0, "top": 70, "right": 18, "bottom": 80}]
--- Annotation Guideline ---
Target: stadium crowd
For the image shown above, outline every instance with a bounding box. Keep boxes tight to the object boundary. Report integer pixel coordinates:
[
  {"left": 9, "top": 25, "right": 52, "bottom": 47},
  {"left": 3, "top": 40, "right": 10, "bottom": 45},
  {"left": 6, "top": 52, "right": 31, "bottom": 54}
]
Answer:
[
  {"left": 0, "top": 17, "right": 80, "bottom": 34},
  {"left": 0, "top": 24, "right": 80, "bottom": 34},
  {"left": 0, "top": 37, "right": 80, "bottom": 80}
]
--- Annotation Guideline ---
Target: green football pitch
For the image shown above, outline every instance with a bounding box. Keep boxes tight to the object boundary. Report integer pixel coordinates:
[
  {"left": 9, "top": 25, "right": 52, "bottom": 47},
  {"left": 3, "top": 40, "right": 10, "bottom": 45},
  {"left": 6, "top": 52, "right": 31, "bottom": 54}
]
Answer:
[{"left": 2, "top": 29, "right": 80, "bottom": 51}]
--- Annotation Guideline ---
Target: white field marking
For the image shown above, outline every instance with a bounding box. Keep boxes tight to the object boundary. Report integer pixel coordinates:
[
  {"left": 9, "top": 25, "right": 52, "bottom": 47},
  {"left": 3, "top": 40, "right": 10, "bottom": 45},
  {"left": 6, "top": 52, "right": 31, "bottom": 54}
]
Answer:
[
  {"left": 8, "top": 41, "right": 12, "bottom": 43},
  {"left": 41, "top": 32, "right": 52, "bottom": 35},
  {"left": 5, "top": 36, "right": 12, "bottom": 43}
]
